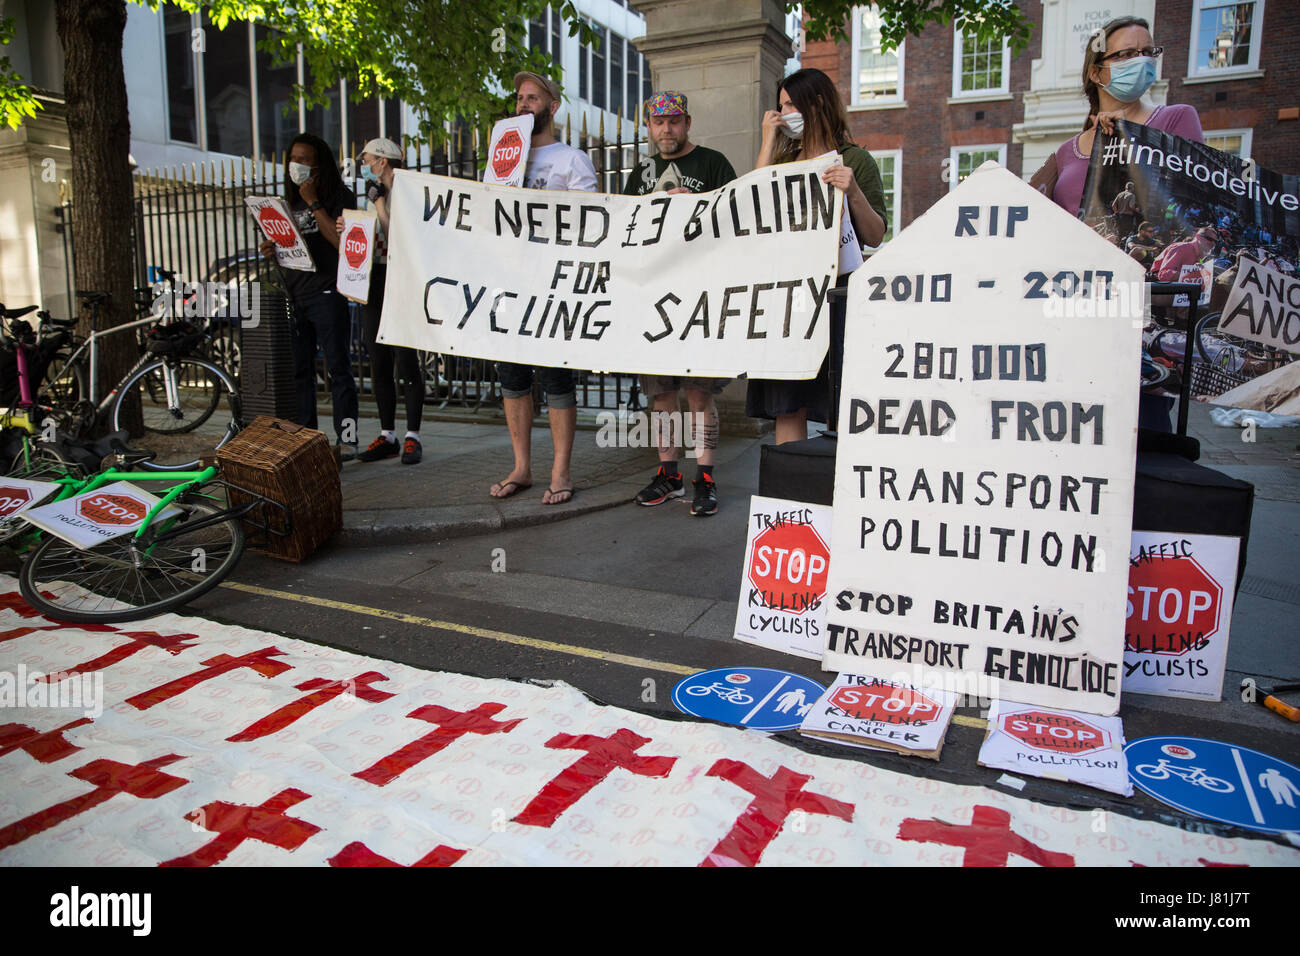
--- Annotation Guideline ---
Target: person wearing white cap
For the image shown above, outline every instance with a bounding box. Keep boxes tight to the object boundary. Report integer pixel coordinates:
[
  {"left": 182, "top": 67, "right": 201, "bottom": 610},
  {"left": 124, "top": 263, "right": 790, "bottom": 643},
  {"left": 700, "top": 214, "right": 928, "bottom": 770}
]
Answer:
[
  {"left": 338, "top": 137, "right": 426, "bottom": 464},
  {"left": 488, "top": 71, "right": 598, "bottom": 506}
]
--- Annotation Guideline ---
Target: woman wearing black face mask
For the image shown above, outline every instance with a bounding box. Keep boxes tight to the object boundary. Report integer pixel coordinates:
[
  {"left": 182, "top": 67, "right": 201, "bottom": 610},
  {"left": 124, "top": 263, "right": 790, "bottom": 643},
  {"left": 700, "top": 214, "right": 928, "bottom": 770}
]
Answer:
[
  {"left": 746, "top": 67, "right": 888, "bottom": 445},
  {"left": 259, "top": 132, "right": 360, "bottom": 457}
]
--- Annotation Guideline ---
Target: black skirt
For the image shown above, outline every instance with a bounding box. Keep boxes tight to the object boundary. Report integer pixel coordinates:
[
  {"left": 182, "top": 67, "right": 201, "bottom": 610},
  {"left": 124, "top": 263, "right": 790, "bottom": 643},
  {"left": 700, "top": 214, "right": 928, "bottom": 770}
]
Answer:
[{"left": 745, "top": 283, "right": 847, "bottom": 426}]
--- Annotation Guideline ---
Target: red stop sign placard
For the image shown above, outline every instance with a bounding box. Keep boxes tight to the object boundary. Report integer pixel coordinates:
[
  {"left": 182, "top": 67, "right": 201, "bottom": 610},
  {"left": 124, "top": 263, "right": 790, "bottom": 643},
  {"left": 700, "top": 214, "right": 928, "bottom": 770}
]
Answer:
[
  {"left": 747, "top": 522, "right": 829, "bottom": 615},
  {"left": 831, "top": 682, "right": 940, "bottom": 724},
  {"left": 0, "top": 487, "right": 32, "bottom": 516},
  {"left": 492, "top": 129, "right": 524, "bottom": 180},
  {"left": 77, "top": 493, "right": 147, "bottom": 526},
  {"left": 343, "top": 225, "right": 368, "bottom": 268},
  {"left": 1001, "top": 711, "right": 1107, "bottom": 754},
  {"left": 1125, "top": 555, "right": 1222, "bottom": 654},
  {"left": 258, "top": 206, "right": 296, "bottom": 247}
]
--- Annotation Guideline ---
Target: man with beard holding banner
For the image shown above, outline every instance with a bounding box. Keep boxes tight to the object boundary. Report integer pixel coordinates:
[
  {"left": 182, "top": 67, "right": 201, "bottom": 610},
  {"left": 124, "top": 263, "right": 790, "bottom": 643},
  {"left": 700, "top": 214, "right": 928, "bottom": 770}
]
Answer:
[
  {"left": 623, "top": 92, "right": 737, "bottom": 516},
  {"left": 488, "top": 71, "right": 598, "bottom": 506}
]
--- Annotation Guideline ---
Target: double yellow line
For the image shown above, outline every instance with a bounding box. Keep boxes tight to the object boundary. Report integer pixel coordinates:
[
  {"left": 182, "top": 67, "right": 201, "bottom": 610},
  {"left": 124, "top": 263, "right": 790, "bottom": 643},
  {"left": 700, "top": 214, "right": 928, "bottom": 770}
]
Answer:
[{"left": 221, "top": 580, "right": 987, "bottom": 729}]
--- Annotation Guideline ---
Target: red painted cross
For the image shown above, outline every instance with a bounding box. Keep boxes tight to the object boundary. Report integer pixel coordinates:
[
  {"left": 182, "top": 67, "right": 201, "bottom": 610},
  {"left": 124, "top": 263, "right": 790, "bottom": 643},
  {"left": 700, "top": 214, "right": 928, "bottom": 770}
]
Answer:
[
  {"left": 0, "top": 592, "right": 115, "bottom": 633},
  {"left": 36, "top": 630, "right": 199, "bottom": 681},
  {"left": 701, "top": 759, "right": 855, "bottom": 867},
  {"left": 160, "top": 788, "right": 321, "bottom": 867},
  {"left": 125, "top": 647, "right": 292, "bottom": 710},
  {"left": 897, "top": 804, "right": 1076, "bottom": 867},
  {"left": 0, "top": 753, "right": 187, "bottom": 851},
  {"left": 328, "top": 841, "right": 467, "bottom": 867},
  {"left": 513, "top": 729, "right": 676, "bottom": 828},
  {"left": 354, "top": 702, "right": 522, "bottom": 787},
  {"left": 228, "top": 671, "right": 395, "bottom": 742},
  {"left": 0, "top": 717, "right": 92, "bottom": 762}
]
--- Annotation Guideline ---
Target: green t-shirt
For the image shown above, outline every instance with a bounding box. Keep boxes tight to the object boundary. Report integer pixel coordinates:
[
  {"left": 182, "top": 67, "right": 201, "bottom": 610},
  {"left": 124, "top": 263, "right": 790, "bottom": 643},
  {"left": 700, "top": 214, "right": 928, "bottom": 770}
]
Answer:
[
  {"left": 840, "top": 143, "right": 888, "bottom": 234},
  {"left": 622, "top": 144, "right": 737, "bottom": 195}
]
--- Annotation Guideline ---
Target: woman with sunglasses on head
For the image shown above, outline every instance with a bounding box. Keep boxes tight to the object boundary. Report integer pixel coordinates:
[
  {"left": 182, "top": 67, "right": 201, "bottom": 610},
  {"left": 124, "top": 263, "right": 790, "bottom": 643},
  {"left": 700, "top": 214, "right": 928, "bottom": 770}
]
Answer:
[
  {"left": 1050, "top": 15, "right": 1203, "bottom": 221},
  {"left": 746, "top": 67, "right": 888, "bottom": 445}
]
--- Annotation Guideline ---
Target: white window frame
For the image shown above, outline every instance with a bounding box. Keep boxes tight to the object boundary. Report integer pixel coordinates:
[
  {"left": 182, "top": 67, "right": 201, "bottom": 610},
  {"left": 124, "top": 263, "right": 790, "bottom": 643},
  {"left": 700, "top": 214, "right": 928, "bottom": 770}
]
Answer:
[
  {"left": 948, "top": 144, "right": 1006, "bottom": 192},
  {"left": 849, "top": 5, "right": 905, "bottom": 108},
  {"left": 951, "top": 26, "right": 1009, "bottom": 99},
  {"left": 866, "top": 148, "right": 902, "bottom": 249},
  {"left": 1187, "top": 0, "right": 1265, "bottom": 80},
  {"left": 161, "top": 9, "right": 203, "bottom": 147},
  {"left": 1203, "top": 127, "right": 1254, "bottom": 159}
]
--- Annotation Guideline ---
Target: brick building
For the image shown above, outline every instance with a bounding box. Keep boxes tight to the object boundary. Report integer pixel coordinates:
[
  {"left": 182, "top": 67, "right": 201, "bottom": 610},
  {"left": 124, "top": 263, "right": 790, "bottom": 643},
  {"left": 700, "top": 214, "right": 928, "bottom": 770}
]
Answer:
[{"left": 799, "top": 1, "right": 1298, "bottom": 243}]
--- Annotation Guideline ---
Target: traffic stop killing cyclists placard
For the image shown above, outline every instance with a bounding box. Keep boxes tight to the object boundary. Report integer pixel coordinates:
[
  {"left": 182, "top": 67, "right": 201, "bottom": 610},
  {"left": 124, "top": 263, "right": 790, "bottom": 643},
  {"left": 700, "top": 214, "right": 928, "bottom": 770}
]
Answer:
[
  {"left": 822, "top": 165, "right": 1144, "bottom": 717},
  {"left": 377, "top": 155, "right": 842, "bottom": 379}
]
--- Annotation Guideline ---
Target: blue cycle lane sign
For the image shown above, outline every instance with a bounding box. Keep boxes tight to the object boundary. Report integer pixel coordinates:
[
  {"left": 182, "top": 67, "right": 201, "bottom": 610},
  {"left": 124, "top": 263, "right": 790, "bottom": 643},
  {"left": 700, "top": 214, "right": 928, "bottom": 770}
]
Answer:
[
  {"left": 672, "top": 667, "right": 827, "bottom": 732},
  {"left": 1125, "top": 736, "right": 1300, "bottom": 835}
]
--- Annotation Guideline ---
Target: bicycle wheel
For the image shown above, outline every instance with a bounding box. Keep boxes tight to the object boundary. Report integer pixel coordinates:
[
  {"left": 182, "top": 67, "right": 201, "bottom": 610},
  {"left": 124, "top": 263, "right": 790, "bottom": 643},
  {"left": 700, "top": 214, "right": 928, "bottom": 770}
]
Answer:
[
  {"left": 37, "top": 350, "right": 87, "bottom": 411},
  {"left": 110, "top": 357, "right": 242, "bottom": 470},
  {"left": 19, "top": 499, "right": 244, "bottom": 624}
]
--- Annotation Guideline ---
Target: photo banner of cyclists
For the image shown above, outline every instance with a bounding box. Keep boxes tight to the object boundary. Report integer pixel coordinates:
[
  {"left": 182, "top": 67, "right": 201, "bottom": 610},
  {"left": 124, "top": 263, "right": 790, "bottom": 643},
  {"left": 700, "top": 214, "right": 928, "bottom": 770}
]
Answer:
[{"left": 1079, "top": 123, "right": 1300, "bottom": 414}]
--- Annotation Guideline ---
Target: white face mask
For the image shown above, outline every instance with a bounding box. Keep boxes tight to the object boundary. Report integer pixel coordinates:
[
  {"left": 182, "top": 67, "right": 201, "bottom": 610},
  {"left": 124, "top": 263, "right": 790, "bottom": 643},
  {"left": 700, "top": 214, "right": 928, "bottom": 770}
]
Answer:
[
  {"left": 289, "top": 162, "right": 313, "bottom": 185},
  {"left": 782, "top": 110, "right": 805, "bottom": 139}
]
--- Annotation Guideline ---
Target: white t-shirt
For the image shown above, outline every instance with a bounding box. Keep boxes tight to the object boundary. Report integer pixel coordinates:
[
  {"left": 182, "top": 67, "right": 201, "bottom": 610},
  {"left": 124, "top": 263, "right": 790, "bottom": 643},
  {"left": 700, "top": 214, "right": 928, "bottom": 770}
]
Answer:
[{"left": 524, "top": 141, "right": 599, "bottom": 192}]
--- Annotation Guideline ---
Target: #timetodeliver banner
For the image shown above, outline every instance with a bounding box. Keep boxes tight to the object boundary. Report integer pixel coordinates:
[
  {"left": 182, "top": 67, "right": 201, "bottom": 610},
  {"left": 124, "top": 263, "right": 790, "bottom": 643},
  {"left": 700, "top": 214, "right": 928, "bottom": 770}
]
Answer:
[
  {"left": 823, "top": 165, "right": 1142, "bottom": 717},
  {"left": 377, "top": 157, "right": 842, "bottom": 378}
]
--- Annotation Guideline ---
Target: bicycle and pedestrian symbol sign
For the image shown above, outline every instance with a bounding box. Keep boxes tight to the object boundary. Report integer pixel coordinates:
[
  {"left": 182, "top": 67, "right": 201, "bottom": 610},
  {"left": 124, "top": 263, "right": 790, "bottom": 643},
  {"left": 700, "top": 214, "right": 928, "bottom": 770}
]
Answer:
[
  {"left": 1125, "top": 736, "right": 1300, "bottom": 835},
  {"left": 672, "top": 667, "right": 827, "bottom": 732}
]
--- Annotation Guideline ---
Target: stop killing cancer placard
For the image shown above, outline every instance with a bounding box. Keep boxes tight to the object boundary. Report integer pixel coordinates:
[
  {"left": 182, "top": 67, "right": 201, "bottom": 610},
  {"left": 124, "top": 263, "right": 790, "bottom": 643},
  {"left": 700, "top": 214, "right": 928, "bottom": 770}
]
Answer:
[{"left": 733, "top": 496, "right": 832, "bottom": 660}]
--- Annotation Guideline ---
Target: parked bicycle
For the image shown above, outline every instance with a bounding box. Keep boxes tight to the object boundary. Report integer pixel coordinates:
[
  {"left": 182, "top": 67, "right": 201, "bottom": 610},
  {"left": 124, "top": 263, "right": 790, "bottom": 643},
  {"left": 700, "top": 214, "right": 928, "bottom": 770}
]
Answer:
[{"left": 1, "top": 290, "right": 243, "bottom": 471}]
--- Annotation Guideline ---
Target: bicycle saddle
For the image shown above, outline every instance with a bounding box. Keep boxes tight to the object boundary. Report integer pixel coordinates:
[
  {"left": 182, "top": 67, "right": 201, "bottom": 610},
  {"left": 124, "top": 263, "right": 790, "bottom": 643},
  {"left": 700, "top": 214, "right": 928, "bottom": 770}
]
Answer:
[
  {"left": 75, "top": 291, "right": 111, "bottom": 304},
  {"left": 1, "top": 304, "right": 38, "bottom": 320}
]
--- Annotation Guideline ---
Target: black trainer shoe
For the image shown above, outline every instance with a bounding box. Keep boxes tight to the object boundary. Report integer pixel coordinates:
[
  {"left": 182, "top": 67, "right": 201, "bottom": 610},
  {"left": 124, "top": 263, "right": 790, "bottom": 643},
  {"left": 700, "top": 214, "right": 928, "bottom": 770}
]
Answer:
[
  {"left": 635, "top": 466, "right": 684, "bottom": 506},
  {"left": 357, "top": 435, "right": 399, "bottom": 462},
  {"left": 690, "top": 474, "right": 718, "bottom": 516},
  {"left": 401, "top": 436, "right": 422, "bottom": 464}
]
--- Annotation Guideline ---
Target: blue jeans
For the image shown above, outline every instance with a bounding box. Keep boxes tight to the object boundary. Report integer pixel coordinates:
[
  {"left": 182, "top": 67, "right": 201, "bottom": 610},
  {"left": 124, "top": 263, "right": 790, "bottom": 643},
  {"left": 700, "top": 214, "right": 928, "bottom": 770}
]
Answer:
[{"left": 290, "top": 289, "right": 359, "bottom": 441}]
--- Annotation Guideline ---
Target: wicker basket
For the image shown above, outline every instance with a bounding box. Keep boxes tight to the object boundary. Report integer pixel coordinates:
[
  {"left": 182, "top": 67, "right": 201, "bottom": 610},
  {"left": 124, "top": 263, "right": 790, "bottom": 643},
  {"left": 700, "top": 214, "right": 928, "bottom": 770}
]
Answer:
[
  {"left": 216, "top": 416, "right": 341, "bottom": 562},
  {"left": 1190, "top": 361, "right": 1252, "bottom": 399}
]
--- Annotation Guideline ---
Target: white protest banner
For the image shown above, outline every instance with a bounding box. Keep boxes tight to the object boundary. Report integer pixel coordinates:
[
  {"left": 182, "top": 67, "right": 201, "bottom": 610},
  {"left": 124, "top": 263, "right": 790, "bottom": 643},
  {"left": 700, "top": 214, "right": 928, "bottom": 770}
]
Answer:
[
  {"left": 1123, "top": 532, "right": 1239, "bottom": 701},
  {"left": 377, "top": 156, "right": 842, "bottom": 378},
  {"left": 246, "top": 196, "right": 315, "bottom": 272},
  {"left": 978, "top": 701, "right": 1132, "bottom": 796},
  {"left": 1219, "top": 256, "right": 1300, "bottom": 354},
  {"left": 483, "top": 113, "right": 533, "bottom": 187},
  {"left": 22, "top": 481, "right": 182, "bottom": 550},
  {"left": 336, "top": 209, "right": 377, "bottom": 304},
  {"left": 822, "top": 164, "right": 1144, "bottom": 716},
  {"left": 0, "top": 476, "right": 61, "bottom": 520},
  {"left": 732, "top": 496, "right": 832, "bottom": 660},
  {"left": 799, "top": 673, "right": 956, "bottom": 759}
]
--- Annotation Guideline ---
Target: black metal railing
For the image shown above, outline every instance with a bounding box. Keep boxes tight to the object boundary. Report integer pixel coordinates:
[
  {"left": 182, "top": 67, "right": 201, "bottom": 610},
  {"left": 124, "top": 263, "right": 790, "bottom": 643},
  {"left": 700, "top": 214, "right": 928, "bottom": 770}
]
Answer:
[{"left": 61, "top": 112, "right": 647, "bottom": 414}]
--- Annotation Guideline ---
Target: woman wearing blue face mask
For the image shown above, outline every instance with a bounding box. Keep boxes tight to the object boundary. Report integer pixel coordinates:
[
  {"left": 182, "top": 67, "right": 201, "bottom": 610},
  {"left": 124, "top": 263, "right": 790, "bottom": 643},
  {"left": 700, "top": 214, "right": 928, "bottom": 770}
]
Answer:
[
  {"left": 1049, "top": 16, "right": 1203, "bottom": 219},
  {"left": 259, "top": 132, "right": 359, "bottom": 457}
]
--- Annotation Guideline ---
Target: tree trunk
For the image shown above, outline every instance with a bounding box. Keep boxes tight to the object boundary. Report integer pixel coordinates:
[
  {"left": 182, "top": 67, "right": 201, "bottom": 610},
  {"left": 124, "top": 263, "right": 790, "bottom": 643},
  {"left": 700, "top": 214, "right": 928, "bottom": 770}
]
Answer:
[{"left": 55, "top": 0, "right": 141, "bottom": 433}]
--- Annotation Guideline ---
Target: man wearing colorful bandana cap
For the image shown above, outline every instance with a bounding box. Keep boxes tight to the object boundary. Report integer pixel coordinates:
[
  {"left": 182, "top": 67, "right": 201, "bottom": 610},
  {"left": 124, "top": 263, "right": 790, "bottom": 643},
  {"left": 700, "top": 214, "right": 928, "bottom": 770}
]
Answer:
[{"left": 624, "top": 91, "right": 737, "bottom": 517}]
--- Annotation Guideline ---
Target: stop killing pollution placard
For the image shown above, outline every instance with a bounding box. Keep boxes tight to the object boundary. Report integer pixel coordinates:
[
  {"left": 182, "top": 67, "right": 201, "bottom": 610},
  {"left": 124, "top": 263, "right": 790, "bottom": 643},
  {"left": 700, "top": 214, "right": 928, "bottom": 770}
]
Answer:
[
  {"left": 822, "top": 164, "right": 1143, "bottom": 717},
  {"left": 800, "top": 673, "right": 957, "bottom": 760},
  {"left": 246, "top": 196, "right": 315, "bottom": 272},
  {"left": 483, "top": 113, "right": 533, "bottom": 187},
  {"left": 978, "top": 700, "right": 1132, "bottom": 797},
  {"left": 1123, "top": 531, "right": 1239, "bottom": 701},
  {"left": 336, "top": 209, "right": 377, "bottom": 304},
  {"left": 732, "top": 496, "right": 832, "bottom": 660},
  {"left": 21, "top": 482, "right": 182, "bottom": 550}
]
